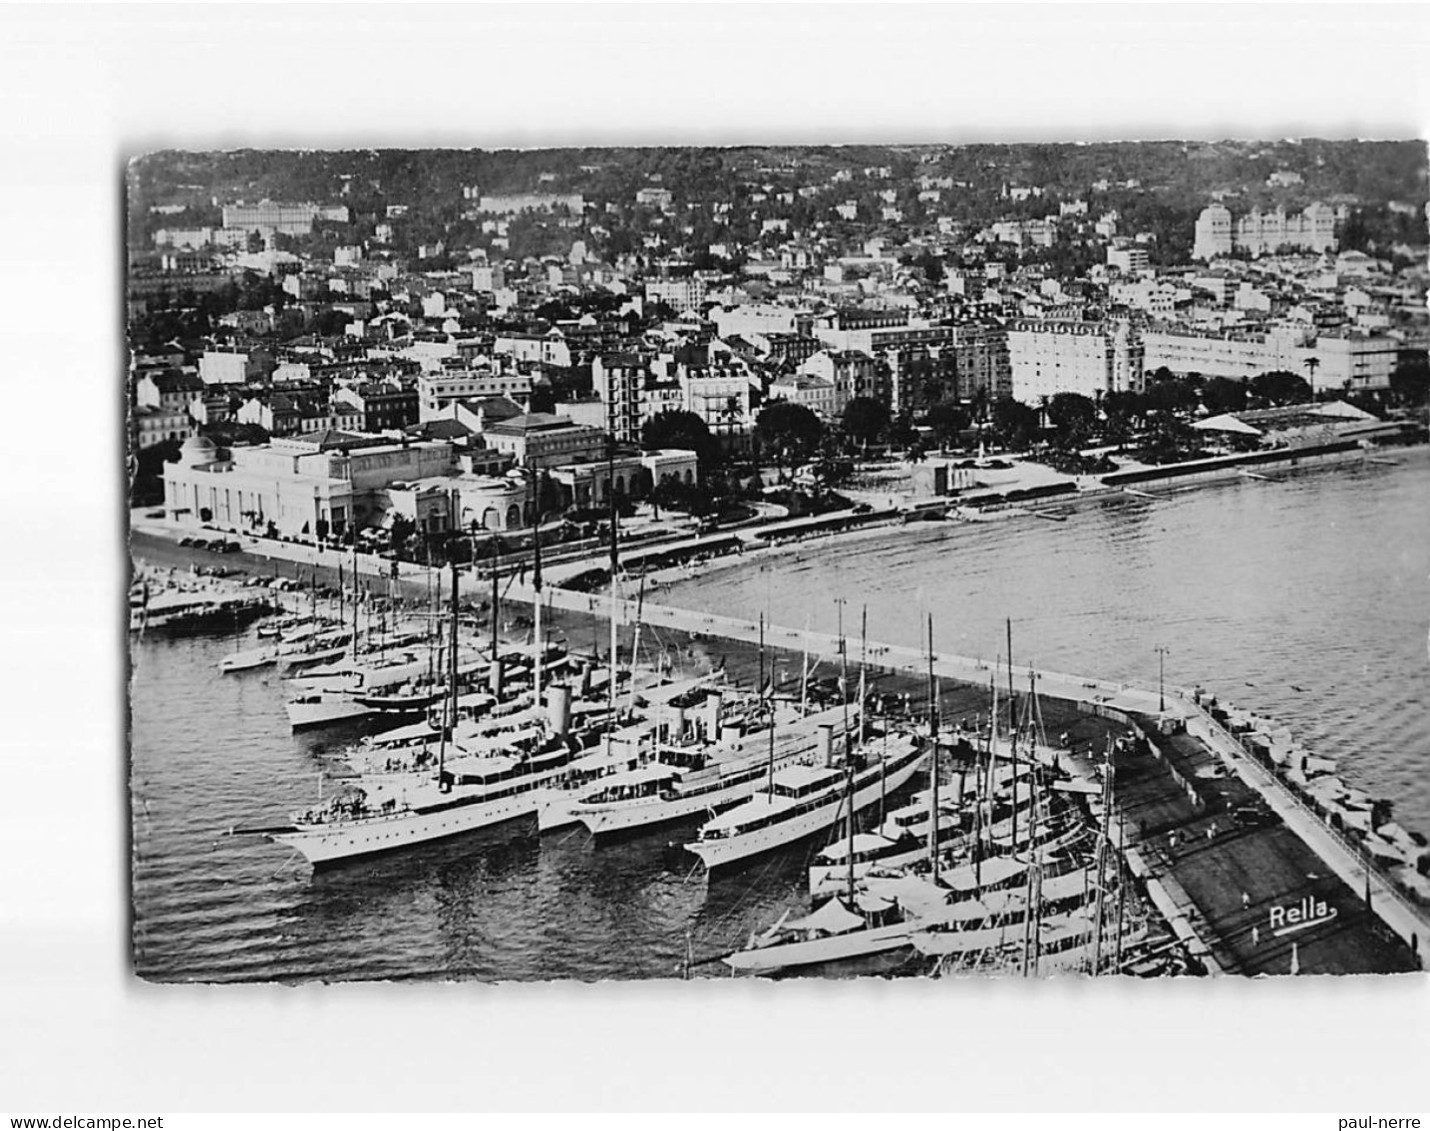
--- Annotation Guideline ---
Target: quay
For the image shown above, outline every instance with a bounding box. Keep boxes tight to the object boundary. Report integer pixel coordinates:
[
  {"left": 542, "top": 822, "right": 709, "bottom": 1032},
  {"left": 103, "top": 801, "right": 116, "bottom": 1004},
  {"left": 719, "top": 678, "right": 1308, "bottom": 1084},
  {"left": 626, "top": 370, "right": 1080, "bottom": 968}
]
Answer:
[{"left": 507, "top": 582, "right": 1429, "bottom": 975}]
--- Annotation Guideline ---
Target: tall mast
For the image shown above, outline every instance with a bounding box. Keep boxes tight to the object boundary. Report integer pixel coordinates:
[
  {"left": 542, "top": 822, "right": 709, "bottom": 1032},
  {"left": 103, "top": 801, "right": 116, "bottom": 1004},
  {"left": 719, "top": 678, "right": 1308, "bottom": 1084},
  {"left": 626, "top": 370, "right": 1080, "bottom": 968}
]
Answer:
[
  {"left": 380, "top": 571, "right": 388, "bottom": 645},
  {"left": 799, "top": 613, "right": 811, "bottom": 716},
  {"left": 439, "top": 557, "right": 458, "bottom": 788},
  {"left": 758, "top": 612, "right": 765, "bottom": 702},
  {"left": 845, "top": 750, "right": 856, "bottom": 908},
  {"left": 1020, "top": 758, "right": 1039, "bottom": 977},
  {"left": 879, "top": 696, "right": 888, "bottom": 824},
  {"left": 926, "top": 615, "right": 939, "bottom": 877},
  {"left": 1113, "top": 808, "right": 1127, "bottom": 975},
  {"left": 858, "top": 605, "right": 867, "bottom": 744},
  {"left": 765, "top": 686, "right": 776, "bottom": 797},
  {"left": 1031, "top": 759, "right": 1046, "bottom": 975},
  {"left": 531, "top": 473, "right": 544, "bottom": 718},
  {"left": 424, "top": 541, "right": 434, "bottom": 685},
  {"left": 337, "top": 560, "right": 346, "bottom": 656},
  {"left": 837, "top": 599, "right": 848, "bottom": 760},
  {"left": 606, "top": 442, "right": 619, "bottom": 734},
  {"left": 489, "top": 532, "right": 500, "bottom": 659},
  {"left": 1007, "top": 618, "right": 1018, "bottom": 855},
  {"left": 978, "top": 669, "right": 998, "bottom": 892},
  {"left": 838, "top": 600, "right": 852, "bottom": 904},
  {"left": 627, "top": 571, "right": 646, "bottom": 719},
  {"left": 351, "top": 527, "right": 360, "bottom": 657},
  {"left": 1090, "top": 739, "right": 1114, "bottom": 974}
]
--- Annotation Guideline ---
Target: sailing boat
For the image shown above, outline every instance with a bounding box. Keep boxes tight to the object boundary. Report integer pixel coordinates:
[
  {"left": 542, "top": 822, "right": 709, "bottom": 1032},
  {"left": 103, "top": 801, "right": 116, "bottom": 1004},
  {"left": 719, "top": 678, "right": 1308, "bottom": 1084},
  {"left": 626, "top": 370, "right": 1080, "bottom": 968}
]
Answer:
[
  {"left": 283, "top": 544, "right": 465, "bottom": 730},
  {"left": 724, "top": 710, "right": 924, "bottom": 976}
]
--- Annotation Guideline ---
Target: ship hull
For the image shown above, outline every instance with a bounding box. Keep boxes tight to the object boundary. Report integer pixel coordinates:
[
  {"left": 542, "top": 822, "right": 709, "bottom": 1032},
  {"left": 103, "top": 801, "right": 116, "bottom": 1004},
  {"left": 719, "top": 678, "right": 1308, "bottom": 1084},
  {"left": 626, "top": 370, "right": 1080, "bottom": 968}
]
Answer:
[
  {"left": 686, "top": 746, "right": 927, "bottom": 873},
  {"left": 134, "top": 601, "right": 273, "bottom": 638},
  {"left": 575, "top": 778, "right": 756, "bottom": 839},
  {"left": 268, "top": 795, "right": 540, "bottom": 865},
  {"left": 286, "top": 696, "right": 374, "bottom": 730},
  {"left": 725, "top": 920, "right": 916, "bottom": 975},
  {"left": 219, "top": 650, "right": 279, "bottom": 674}
]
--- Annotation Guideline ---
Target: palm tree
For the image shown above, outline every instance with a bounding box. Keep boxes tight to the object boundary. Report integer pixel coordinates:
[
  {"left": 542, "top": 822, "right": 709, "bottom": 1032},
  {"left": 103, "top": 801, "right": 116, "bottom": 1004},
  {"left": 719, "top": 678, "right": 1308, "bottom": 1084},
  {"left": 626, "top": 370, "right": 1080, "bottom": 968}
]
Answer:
[
  {"left": 969, "top": 386, "right": 991, "bottom": 426},
  {"left": 721, "top": 395, "right": 743, "bottom": 455},
  {"left": 1304, "top": 356, "right": 1321, "bottom": 400}
]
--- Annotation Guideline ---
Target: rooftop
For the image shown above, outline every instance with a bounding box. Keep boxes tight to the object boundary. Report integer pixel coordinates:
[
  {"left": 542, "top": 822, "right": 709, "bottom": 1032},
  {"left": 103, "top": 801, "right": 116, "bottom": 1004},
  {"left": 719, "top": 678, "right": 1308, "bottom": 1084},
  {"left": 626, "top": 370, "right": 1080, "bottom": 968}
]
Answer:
[{"left": 485, "top": 412, "right": 591, "bottom": 436}]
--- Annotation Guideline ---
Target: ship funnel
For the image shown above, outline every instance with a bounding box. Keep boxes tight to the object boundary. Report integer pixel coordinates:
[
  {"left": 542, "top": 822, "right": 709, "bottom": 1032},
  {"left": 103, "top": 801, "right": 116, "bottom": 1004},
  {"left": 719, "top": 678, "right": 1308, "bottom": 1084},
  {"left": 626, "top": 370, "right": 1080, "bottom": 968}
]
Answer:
[
  {"left": 817, "top": 722, "right": 834, "bottom": 767},
  {"left": 548, "top": 683, "right": 572, "bottom": 737},
  {"left": 579, "top": 662, "right": 592, "bottom": 697},
  {"left": 672, "top": 705, "right": 687, "bottom": 739},
  {"left": 702, "top": 690, "right": 723, "bottom": 740}
]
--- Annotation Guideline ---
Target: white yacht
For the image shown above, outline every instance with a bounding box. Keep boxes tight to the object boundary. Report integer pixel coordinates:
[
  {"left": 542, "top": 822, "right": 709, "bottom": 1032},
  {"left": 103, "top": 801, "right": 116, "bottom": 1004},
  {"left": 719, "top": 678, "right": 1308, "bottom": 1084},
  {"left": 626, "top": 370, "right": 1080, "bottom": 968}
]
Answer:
[
  {"left": 566, "top": 702, "right": 853, "bottom": 839},
  {"left": 683, "top": 730, "right": 926, "bottom": 872}
]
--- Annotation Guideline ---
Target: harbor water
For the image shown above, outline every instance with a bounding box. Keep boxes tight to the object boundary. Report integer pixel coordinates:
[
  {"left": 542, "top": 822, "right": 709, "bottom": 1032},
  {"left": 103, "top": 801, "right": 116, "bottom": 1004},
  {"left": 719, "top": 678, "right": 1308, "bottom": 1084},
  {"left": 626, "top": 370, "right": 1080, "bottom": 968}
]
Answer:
[
  {"left": 666, "top": 450, "right": 1430, "bottom": 838},
  {"left": 129, "top": 449, "right": 1430, "bottom": 982}
]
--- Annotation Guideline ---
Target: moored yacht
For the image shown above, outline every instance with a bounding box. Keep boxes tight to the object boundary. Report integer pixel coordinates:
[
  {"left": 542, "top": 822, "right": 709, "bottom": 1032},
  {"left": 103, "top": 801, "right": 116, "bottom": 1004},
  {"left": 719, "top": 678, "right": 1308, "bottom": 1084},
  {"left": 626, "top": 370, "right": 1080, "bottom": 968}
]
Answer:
[
  {"left": 567, "top": 701, "right": 853, "bottom": 839},
  {"left": 683, "top": 729, "right": 926, "bottom": 872}
]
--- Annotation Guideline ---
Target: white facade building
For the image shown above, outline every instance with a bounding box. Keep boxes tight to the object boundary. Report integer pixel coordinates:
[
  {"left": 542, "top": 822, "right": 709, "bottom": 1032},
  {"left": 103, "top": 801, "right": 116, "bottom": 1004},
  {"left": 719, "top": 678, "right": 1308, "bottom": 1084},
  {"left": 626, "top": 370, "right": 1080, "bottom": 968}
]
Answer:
[
  {"left": 645, "top": 277, "right": 708, "bottom": 314},
  {"left": 199, "top": 351, "right": 248, "bottom": 386},
  {"left": 1237, "top": 203, "right": 1337, "bottom": 256},
  {"left": 768, "top": 373, "right": 838, "bottom": 420},
  {"left": 1005, "top": 320, "right": 1144, "bottom": 404},
  {"left": 416, "top": 369, "right": 535, "bottom": 422},
  {"left": 1193, "top": 204, "right": 1234, "bottom": 261}
]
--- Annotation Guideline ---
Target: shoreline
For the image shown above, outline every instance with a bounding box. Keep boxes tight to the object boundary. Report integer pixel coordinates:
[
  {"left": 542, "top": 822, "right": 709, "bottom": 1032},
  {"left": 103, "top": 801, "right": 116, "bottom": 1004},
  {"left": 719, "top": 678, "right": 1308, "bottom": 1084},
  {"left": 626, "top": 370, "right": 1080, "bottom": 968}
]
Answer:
[
  {"left": 128, "top": 442, "right": 1430, "bottom": 939},
  {"left": 639, "top": 440, "right": 1419, "bottom": 593}
]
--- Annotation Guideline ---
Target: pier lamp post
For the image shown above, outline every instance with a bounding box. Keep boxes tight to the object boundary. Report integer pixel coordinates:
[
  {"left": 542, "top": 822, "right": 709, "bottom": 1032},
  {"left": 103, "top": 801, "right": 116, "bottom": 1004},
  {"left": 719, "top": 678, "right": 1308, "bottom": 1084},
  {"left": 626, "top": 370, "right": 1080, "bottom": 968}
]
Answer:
[{"left": 1154, "top": 645, "right": 1170, "bottom": 713}]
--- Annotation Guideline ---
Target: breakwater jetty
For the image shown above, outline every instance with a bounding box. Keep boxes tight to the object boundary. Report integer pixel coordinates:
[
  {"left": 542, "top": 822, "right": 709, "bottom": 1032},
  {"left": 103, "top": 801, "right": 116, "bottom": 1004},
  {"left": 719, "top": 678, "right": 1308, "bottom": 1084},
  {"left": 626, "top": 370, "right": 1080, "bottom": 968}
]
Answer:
[{"left": 513, "top": 580, "right": 1428, "bottom": 975}]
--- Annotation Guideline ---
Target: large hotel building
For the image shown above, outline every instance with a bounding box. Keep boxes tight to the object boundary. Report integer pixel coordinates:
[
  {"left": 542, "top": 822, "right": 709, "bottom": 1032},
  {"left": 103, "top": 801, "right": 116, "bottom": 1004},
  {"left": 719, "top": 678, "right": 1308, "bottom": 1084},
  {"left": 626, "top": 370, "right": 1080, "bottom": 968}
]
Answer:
[
  {"left": 1193, "top": 203, "right": 1337, "bottom": 261},
  {"left": 1005, "top": 319, "right": 1145, "bottom": 404},
  {"left": 1141, "top": 325, "right": 1399, "bottom": 392}
]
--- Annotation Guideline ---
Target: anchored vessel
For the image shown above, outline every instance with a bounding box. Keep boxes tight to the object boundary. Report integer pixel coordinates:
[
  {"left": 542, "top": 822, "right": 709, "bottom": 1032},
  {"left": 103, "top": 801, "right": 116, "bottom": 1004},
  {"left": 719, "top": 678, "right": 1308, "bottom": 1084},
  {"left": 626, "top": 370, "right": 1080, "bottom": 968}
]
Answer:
[
  {"left": 239, "top": 562, "right": 573, "bottom": 865},
  {"left": 567, "top": 701, "right": 856, "bottom": 838}
]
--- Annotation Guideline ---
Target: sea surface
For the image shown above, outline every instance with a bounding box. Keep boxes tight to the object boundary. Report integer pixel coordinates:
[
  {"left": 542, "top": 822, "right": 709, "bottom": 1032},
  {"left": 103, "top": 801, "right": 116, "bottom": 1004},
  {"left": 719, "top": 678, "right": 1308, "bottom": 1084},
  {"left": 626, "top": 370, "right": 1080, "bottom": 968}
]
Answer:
[{"left": 129, "top": 449, "right": 1430, "bottom": 982}]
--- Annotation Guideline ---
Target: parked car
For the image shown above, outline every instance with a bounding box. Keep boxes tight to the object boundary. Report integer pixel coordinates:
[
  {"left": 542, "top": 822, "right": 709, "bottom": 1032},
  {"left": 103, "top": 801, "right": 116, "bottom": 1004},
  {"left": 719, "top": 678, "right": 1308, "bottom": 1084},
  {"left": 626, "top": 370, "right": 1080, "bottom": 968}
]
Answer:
[{"left": 1233, "top": 804, "right": 1281, "bottom": 828}]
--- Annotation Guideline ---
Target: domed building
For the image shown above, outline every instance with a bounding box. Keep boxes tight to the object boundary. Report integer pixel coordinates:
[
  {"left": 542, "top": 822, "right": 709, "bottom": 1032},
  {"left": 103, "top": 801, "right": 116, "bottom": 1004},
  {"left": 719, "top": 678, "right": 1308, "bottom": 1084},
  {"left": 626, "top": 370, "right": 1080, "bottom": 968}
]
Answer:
[{"left": 176, "top": 432, "right": 221, "bottom": 467}]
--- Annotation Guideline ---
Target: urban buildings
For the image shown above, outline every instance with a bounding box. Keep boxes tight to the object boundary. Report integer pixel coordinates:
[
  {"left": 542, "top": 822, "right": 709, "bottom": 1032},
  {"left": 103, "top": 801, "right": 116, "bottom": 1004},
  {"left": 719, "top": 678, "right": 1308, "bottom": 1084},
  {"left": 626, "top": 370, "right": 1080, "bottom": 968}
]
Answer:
[{"left": 128, "top": 142, "right": 1425, "bottom": 536}]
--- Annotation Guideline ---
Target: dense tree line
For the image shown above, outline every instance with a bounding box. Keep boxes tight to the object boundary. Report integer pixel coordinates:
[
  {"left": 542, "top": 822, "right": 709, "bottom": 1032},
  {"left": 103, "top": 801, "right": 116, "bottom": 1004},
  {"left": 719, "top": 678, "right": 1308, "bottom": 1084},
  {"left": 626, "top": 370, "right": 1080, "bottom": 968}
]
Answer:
[{"left": 129, "top": 140, "right": 1426, "bottom": 258}]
